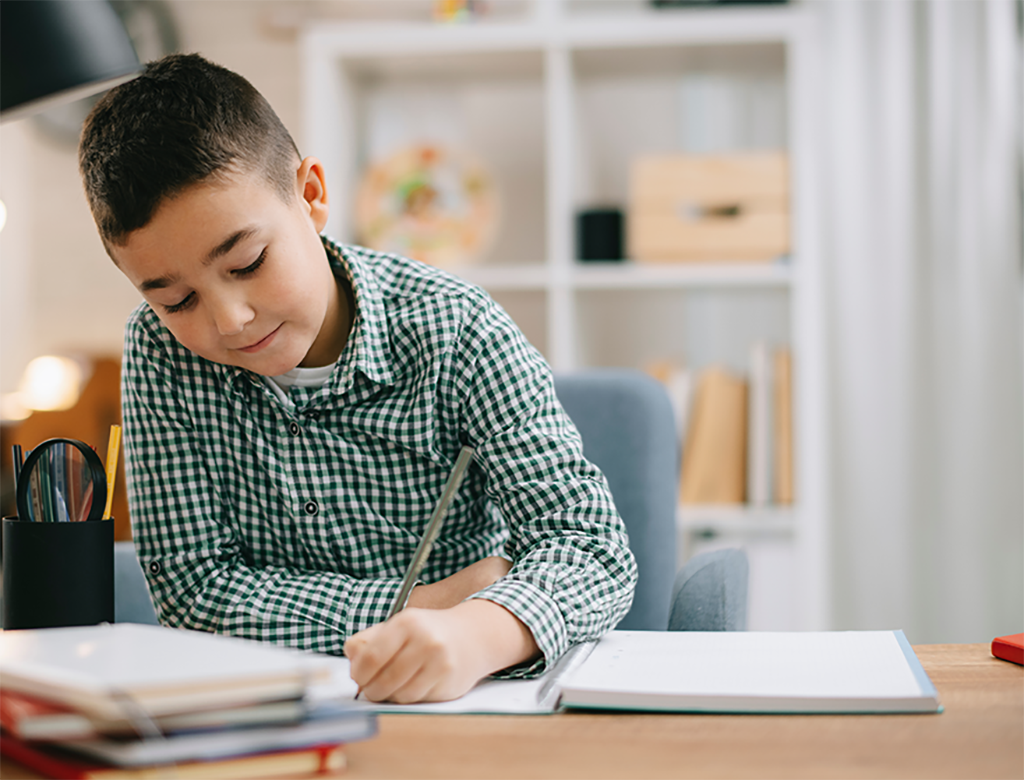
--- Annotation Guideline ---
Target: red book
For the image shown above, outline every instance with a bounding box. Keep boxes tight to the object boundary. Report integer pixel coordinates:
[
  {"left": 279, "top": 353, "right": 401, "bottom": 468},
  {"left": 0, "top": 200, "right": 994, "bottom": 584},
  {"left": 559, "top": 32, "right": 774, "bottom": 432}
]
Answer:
[
  {"left": 0, "top": 689, "right": 90, "bottom": 741},
  {"left": 0, "top": 687, "right": 307, "bottom": 741},
  {"left": 0, "top": 733, "right": 345, "bottom": 780},
  {"left": 991, "top": 633, "right": 1024, "bottom": 665}
]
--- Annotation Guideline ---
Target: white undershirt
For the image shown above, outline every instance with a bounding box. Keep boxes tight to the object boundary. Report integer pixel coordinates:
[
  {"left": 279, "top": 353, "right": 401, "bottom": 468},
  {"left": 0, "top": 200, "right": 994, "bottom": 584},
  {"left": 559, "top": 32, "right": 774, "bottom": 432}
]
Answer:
[{"left": 264, "top": 362, "right": 335, "bottom": 405}]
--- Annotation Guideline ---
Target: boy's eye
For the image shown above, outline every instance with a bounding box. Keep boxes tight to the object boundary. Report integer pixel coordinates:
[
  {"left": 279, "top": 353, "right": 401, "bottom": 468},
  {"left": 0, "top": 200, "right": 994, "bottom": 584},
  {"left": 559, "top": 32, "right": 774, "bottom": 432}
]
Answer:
[
  {"left": 163, "top": 292, "right": 196, "bottom": 315},
  {"left": 233, "top": 248, "right": 267, "bottom": 277}
]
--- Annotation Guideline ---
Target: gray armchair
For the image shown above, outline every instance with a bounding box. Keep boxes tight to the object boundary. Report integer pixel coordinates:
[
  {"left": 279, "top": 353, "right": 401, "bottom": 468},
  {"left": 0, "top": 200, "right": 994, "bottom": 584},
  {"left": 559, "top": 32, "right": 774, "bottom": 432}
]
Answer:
[
  {"left": 114, "top": 541, "right": 158, "bottom": 624},
  {"left": 115, "top": 369, "right": 748, "bottom": 631},
  {"left": 555, "top": 369, "right": 747, "bottom": 631}
]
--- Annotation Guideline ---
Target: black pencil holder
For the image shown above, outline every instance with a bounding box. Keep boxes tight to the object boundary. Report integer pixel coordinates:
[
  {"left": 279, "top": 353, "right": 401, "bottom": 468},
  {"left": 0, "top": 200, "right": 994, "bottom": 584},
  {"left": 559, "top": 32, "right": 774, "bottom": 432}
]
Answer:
[{"left": 1, "top": 516, "right": 114, "bottom": 630}]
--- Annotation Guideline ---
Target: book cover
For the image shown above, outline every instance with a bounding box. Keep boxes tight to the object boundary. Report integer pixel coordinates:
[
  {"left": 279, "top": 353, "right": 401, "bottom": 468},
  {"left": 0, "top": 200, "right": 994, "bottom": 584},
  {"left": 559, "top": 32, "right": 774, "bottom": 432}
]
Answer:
[
  {"left": 0, "top": 624, "right": 332, "bottom": 721},
  {"left": 0, "top": 733, "right": 345, "bottom": 780},
  {"left": 60, "top": 700, "right": 376, "bottom": 767},
  {"left": 0, "top": 689, "right": 307, "bottom": 741},
  {"left": 681, "top": 367, "right": 748, "bottom": 504}
]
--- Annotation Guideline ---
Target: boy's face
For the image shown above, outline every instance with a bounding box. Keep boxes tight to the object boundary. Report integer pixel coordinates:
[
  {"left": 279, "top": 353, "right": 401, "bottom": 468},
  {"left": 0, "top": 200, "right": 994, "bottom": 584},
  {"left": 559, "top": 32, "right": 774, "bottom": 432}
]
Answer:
[{"left": 111, "top": 159, "right": 345, "bottom": 376}]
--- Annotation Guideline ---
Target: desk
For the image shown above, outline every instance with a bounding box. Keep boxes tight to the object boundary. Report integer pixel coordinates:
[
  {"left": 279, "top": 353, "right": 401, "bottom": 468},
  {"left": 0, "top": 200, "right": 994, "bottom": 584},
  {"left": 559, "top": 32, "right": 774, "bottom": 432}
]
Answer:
[{"left": 2, "top": 643, "right": 1021, "bottom": 779}]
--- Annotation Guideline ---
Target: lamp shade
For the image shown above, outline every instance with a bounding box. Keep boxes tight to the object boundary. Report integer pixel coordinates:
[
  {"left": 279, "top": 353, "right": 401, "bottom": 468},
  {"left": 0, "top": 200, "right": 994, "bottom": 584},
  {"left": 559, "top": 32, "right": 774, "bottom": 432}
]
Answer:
[{"left": 1, "top": 0, "right": 142, "bottom": 123}]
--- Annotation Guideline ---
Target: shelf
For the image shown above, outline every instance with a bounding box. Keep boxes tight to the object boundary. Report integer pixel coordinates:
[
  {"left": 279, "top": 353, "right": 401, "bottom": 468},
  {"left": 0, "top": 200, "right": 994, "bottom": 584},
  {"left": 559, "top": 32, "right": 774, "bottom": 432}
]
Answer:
[
  {"left": 571, "top": 262, "right": 793, "bottom": 290},
  {"left": 564, "top": 7, "right": 801, "bottom": 50},
  {"left": 302, "top": 22, "right": 547, "bottom": 60},
  {"left": 678, "top": 505, "right": 796, "bottom": 536},
  {"left": 301, "top": 5, "right": 803, "bottom": 56},
  {"left": 450, "top": 262, "right": 794, "bottom": 291},
  {"left": 455, "top": 265, "right": 549, "bottom": 291},
  {"left": 303, "top": 0, "right": 828, "bottom": 629}
]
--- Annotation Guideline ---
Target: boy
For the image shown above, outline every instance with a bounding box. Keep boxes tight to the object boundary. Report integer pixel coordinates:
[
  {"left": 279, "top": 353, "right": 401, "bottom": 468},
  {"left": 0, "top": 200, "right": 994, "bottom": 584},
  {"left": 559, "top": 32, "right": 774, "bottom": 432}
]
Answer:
[{"left": 79, "top": 53, "right": 636, "bottom": 703}]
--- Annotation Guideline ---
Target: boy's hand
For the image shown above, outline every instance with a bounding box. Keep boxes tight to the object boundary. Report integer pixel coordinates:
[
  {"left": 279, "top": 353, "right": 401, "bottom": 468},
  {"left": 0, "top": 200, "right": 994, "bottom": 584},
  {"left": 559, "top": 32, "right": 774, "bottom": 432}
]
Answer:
[
  {"left": 344, "top": 599, "right": 540, "bottom": 703},
  {"left": 406, "top": 556, "right": 512, "bottom": 610}
]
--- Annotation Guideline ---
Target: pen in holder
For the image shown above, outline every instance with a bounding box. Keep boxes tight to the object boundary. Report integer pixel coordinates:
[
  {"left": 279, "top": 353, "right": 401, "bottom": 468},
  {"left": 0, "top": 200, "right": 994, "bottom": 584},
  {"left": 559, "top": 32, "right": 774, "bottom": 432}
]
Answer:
[{"left": 2, "top": 437, "right": 115, "bottom": 630}]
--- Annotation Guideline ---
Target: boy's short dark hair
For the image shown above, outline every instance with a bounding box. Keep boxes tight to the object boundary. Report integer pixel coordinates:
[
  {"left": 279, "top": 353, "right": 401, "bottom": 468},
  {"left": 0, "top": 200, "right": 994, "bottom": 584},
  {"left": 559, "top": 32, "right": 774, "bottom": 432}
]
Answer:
[{"left": 79, "top": 53, "right": 300, "bottom": 249}]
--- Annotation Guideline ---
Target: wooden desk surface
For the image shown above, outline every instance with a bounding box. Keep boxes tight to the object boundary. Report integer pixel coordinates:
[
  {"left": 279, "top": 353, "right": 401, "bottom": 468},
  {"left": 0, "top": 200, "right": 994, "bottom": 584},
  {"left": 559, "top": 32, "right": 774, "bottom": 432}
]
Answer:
[{"left": 2, "top": 643, "right": 1021, "bottom": 779}]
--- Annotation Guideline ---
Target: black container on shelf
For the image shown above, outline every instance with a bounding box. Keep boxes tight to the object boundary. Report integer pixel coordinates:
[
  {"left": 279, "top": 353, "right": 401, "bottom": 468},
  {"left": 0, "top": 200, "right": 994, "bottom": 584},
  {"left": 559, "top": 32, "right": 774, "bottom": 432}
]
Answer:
[{"left": 576, "top": 208, "right": 625, "bottom": 263}]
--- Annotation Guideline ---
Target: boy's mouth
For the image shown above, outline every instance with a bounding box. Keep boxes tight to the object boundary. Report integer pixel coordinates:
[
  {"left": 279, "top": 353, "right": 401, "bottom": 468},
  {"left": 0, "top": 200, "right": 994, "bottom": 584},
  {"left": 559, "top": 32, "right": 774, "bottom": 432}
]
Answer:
[{"left": 237, "top": 324, "right": 282, "bottom": 354}]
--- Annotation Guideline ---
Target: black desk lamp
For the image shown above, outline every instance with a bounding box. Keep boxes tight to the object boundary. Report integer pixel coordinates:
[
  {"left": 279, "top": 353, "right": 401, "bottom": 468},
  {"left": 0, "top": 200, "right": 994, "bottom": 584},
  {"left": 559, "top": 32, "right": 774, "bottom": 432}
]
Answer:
[{"left": 0, "top": 0, "right": 142, "bottom": 123}]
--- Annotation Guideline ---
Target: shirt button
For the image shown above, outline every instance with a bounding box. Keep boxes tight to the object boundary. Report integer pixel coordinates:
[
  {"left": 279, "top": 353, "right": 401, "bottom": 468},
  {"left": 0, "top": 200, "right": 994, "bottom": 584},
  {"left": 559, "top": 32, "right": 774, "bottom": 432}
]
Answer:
[
  {"left": 148, "top": 561, "right": 162, "bottom": 575},
  {"left": 288, "top": 422, "right": 300, "bottom": 436},
  {"left": 304, "top": 501, "right": 319, "bottom": 516}
]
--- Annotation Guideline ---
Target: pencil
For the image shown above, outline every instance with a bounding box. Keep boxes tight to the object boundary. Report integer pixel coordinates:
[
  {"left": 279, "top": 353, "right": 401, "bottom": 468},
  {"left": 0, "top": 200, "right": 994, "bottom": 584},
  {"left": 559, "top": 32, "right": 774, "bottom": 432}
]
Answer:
[
  {"left": 386, "top": 445, "right": 476, "bottom": 620},
  {"left": 11, "top": 444, "right": 22, "bottom": 485},
  {"left": 102, "top": 425, "right": 121, "bottom": 520}
]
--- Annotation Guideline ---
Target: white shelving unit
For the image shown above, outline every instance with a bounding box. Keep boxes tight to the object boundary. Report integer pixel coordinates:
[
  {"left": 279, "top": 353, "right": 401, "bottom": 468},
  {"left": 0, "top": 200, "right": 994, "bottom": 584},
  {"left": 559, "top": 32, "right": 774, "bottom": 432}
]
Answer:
[{"left": 301, "top": 0, "right": 828, "bottom": 631}]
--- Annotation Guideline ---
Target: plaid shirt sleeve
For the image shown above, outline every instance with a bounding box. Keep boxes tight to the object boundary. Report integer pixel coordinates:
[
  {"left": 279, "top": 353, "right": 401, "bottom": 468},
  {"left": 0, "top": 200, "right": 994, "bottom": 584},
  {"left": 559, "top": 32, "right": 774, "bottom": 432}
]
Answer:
[{"left": 451, "top": 296, "right": 637, "bottom": 677}]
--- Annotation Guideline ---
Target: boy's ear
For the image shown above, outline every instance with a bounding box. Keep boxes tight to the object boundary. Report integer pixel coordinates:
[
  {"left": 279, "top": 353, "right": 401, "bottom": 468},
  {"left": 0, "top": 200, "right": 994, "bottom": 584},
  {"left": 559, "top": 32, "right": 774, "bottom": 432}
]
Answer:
[{"left": 296, "top": 157, "right": 329, "bottom": 232}]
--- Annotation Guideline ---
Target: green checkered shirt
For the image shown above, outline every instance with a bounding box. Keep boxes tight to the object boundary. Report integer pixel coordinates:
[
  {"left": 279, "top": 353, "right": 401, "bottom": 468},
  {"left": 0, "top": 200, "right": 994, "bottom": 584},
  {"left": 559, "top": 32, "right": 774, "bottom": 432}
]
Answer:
[{"left": 123, "top": 237, "right": 637, "bottom": 676}]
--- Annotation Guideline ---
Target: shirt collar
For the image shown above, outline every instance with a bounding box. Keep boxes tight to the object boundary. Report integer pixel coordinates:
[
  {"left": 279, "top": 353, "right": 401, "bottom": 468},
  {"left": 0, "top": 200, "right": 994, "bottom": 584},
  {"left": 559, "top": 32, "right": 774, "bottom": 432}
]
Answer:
[{"left": 321, "top": 236, "right": 396, "bottom": 390}]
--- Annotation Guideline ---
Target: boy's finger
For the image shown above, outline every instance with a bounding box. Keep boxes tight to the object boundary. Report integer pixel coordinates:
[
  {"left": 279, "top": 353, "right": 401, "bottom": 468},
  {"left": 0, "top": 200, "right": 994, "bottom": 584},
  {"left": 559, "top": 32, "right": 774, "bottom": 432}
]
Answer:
[
  {"left": 358, "top": 640, "right": 424, "bottom": 701},
  {"left": 379, "top": 650, "right": 449, "bottom": 704},
  {"left": 345, "top": 622, "right": 408, "bottom": 684}
]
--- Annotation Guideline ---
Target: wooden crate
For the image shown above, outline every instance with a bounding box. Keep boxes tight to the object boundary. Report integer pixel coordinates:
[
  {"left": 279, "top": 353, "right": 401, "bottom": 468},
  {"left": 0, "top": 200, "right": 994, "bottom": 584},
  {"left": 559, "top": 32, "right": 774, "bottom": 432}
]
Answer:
[{"left": 628, "top": 153, "right": 790, "bottom": 263}]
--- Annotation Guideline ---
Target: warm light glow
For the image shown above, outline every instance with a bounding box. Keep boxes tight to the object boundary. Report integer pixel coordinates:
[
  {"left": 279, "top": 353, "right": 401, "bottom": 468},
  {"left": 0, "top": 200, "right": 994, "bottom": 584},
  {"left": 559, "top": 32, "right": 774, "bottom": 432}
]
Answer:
[
  {"left": 0, "top": 393, "right": 30, "bottom": 421},
  {"left": 17, "top": 355, "right": 83, "bottom": 411}
]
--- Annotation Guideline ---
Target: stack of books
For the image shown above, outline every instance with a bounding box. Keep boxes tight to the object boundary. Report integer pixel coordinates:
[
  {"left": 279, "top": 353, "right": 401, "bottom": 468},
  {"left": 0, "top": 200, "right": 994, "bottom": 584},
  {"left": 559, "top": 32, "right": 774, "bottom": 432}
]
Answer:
[
  {"left": 649, "top": 342, "right": 794, "bottom": 507},
  {"left": 0, "top": 624, "right": 376, "bottom": 779}
]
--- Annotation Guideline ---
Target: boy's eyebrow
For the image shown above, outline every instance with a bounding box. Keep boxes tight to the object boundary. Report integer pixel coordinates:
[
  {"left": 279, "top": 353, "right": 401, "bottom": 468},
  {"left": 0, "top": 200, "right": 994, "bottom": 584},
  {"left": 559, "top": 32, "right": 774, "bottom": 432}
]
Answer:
[
  {"left": 139, "top": 226, "right": 260, "bottom": 292},
  {"left": 204, "top": 226, "right": 260, "bottom": 266}
]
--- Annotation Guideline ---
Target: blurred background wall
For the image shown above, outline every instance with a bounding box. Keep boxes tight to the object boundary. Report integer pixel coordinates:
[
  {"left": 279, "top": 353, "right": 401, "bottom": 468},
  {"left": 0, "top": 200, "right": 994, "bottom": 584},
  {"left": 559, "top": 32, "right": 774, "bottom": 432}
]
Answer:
[{"left": 0, "top": 0, "right": 1020, "bottom": 644}]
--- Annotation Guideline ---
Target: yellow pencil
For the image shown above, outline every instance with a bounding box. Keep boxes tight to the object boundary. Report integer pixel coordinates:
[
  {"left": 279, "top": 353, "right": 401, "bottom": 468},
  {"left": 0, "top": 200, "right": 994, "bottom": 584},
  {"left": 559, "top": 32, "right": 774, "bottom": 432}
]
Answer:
[{"left": 102, "top": 424, "right": 121, "bottom": 520}]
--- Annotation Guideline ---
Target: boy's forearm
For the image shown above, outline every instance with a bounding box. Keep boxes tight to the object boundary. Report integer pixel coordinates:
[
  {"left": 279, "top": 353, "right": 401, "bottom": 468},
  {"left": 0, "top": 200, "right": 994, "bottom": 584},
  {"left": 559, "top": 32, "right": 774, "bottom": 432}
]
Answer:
[
  {"left": 457, "top": 598, "right": 540, "bottom": 675},
  {"left": 406, "top": 556, "right": 512, "bottom": 610}
]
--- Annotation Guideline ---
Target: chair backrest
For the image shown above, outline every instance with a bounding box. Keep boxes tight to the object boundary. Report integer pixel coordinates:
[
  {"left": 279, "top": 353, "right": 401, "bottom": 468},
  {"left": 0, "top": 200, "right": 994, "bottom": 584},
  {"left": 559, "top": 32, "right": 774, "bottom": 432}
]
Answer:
[
  {"left": 114, "top": 541, "right": 159, "bottom": 624},
  {"left": 554, "top": 369, "right": 679, "bottom": 630}
]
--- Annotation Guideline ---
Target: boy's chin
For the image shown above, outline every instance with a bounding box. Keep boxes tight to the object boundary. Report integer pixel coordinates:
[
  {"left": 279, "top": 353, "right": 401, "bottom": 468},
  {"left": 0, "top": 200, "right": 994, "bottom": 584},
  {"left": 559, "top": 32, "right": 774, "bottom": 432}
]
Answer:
[
  {"left": 239, "top": 357, "right": 302, "bottom": 377},
  {"left": 220, "top": 349, "right": 305, "bottom": 378}
]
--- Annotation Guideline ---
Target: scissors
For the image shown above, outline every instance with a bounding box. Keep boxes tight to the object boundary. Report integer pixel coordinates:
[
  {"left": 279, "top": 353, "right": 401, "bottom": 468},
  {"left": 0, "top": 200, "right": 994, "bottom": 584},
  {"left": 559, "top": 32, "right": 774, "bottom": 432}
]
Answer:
[{"left": 14, "top": 438, "right": 108, "bottom": 523}]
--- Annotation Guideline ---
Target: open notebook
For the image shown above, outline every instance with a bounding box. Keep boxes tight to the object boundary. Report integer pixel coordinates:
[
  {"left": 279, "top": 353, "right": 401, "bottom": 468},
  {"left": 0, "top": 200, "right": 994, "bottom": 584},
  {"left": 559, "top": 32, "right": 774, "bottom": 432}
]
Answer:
[{"left": 313, "top": 630, "right": 942, "bottom": 715}]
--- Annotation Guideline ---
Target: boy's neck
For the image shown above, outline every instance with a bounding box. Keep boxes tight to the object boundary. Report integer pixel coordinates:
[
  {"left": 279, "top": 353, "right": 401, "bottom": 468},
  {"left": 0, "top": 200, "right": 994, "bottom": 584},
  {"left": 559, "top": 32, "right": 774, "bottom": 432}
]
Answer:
[{"left": 299, "top": 271, "right": 354, "bottom": 368}]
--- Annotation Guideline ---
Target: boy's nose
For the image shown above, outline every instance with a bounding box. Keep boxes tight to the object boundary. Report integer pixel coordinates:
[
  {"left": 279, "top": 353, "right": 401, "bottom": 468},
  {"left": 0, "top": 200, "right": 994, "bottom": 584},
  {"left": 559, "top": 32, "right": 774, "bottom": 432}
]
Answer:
[{"left": 209, "top": 295, "right": 255, "bottom": 336}]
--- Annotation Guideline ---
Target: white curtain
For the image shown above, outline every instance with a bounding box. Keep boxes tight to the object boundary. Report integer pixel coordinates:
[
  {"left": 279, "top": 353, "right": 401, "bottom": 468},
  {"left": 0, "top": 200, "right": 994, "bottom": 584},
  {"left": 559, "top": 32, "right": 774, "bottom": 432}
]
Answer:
[{"left": 815, "top": 0, "right": 1023, "bottom": 643}]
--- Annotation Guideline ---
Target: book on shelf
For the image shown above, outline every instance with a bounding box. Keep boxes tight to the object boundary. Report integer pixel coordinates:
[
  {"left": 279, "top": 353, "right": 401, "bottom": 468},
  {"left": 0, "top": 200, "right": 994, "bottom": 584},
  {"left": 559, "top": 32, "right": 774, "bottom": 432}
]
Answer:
[
  {"left": 0, "top": 733, "right": 346, "bottom": 780},
  {"left": 747, "top": 341, "right": 773, "bottom": 507},
  {"left": 680, "top": 366, "right": 748, "bottom": 504},
  {"left": 651, "top": 345, "right": 794, "bottom": 511},
  {"left": 645, "top": 360, "right": 694, "bottom": 444},
  {"left": 774, "top": 347, "right": 794, "bottom": 504}
]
